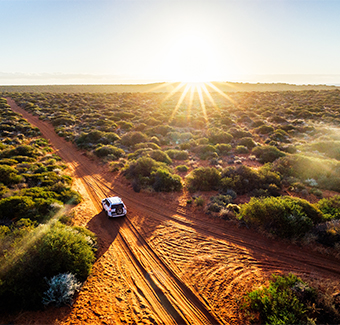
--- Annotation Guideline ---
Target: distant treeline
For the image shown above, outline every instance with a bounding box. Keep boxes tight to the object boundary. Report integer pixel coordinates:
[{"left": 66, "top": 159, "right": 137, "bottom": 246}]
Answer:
[{"left": 0, "top": 82, "right": 338, "bottom": 94}]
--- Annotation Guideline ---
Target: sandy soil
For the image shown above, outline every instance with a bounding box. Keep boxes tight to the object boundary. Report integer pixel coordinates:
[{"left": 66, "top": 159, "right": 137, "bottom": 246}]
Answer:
[{"left": 3, "top": 98, "right": 340, "bottom": 325}]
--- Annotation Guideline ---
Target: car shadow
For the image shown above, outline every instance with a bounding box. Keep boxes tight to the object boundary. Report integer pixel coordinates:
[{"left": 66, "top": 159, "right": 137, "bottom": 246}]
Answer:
[{"left": 86, "top": 211, "right": 126, "bottom": 259}]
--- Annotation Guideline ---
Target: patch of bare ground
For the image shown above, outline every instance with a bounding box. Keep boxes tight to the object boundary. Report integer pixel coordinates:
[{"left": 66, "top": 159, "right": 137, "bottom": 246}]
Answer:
[{"left": 2, "top": 97, "right": 340, "bottom": 325}]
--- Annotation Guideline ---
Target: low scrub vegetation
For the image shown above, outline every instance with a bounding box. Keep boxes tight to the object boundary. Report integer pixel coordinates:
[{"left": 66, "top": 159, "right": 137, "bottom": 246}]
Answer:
[
  {"left": 0, "top": 98, "right": 96, "bottom": 311},
  {"left": 252, "top": 145, "right": 286, "bottom": 163},
  {"left": 3, "top": 87, "right": 340, "bottom": 319},
  {"left": 245, "top": 273, "right": 340, "bottom": 325},
  {"left": 273, "top": 155, "right": 340, "bottom": 192},
  {"left": 6, "top": 89, "right": 340, "bottom": 197},
  {"left": 0, "top": 220, "right": 96, "bottom": 311},
  {"left": 185, "top": 167, "right": 221, "bottom": 192},
  {"left": 239, "top": 196, "right": 324, "bottom": 239},
  {"left": 220, "top": 164, "right": 281, "bottom": 196},
  {"left": 3, "top": 91, "right": 340, "bottom": 247},
  {"left": 93, "top": 144, "right": 125, "bottom": 160},
  {"left": 124, "top": 156, "right": 182, "bottom": 192}
]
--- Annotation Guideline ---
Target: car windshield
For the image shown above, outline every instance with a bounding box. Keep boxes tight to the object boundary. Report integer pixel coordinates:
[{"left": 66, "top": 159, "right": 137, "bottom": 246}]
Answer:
[{"left": 112, "top": 204, "right": 123, "bottom": 209}]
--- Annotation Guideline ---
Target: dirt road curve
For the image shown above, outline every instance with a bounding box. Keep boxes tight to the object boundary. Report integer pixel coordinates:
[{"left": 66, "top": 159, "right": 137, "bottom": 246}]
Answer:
[{"left": 6, "top": 98, "right": 340, "bottom": 324}]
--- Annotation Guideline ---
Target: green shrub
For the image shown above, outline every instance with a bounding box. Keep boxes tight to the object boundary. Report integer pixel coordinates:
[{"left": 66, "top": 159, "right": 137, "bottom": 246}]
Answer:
[
  {"left": 1, "top": 145, "right": 37, "bottom": 158},
  {"left": 207, "top": 194, "right": 233, "bottom": 212},
  {"left": 59, "top": 189, "right": 82, "bottom": 204},
  {"left": 179, "top": 142, "right": 192, "bottom": 150},
  {"left": 0, "top": 164, "right": 23, "bottom": 185},
  {"left": 220, "top": 165, "right": 281, "bottom": 195},
  {"left": 149, "top": 150, "right": 172, "bottom": 164},
  {"left": 135, "top": 142, "right": 160, "bottom": 150},
  {"left": 51, "top": 116, "right": 75, "bottom": 126},
  {"left": 252, "top": 145, "right": 286, "bottom": 163},
  {"left": 0, "top": 222, "right": 96, "bottom": 311},
  {"left": 118, "top": 120, "right": 133, "bottom": 131},
  {"left": 0, "top": 184, "right": 8, "bottom": 198},
  {"left": 235, "top": 145, "right": 248, "bottom": 154},
  {"left": 196, "top": 137, "right": 209, "bottom": 145},
  {"left": 23, "top": 183, "right": 80, "bottom": 205},
  {"left": 150, "top": 136, "right": 161, "bottom": 146},
  {"left": 0, "top": 143, "right": 7, "bottom": 150},
  {"left": 0, "top": 158, "right": 18, "bottom": 166},
  {"left": 229, "top": 127, "right": 252, "bottom": 139},
  {"left": 76, "top": 130, "right": 120, "bottom": 147},
  {"left": 316, "top": 196, "right": 340, "bottom": 219},
  {"left": 105, "top": 132, "right": 121, "bottom": 143},
  {"left": 127, "top": 148, "right": 152, "bottom": 160},
  {"left": 207, "top": 202, "right": 222, "bottom": 212},
  {"left": 120, "top": 131, "right": 148, "bottom": 147},
  {"left": 255, "top": 124, "right": 275, "bottom": 134},
  {"left": 246, "top": 274, "right": 315, "bottom": 325},
  {"left": 186, "top": 167, "right": 221, "bottom": 192},
  {"left": 220, "top": 116, "right": 234, "bottom": 126},
  {"left": 309, "top": 187, "right": 323, "bottom": 198},
  {"left": 151, "top": 168, "right": 182, "bottom": 192},
  {"left": 22, "top": 171, "right": 66, "bottom": 187},
  {"left": 194, "top": 196, "right": 205, "bottom": 206},
  {"left": 33, "top": 198, "right": 64, "bottom": 221},
  {"left": 239, "top": 196, "right": 324, "bottom": 239},
  {"left": 215, "top": 143, "right": 232, "bottom": 155},
  {"left": 124, "top": 156, "right": 179, "bottom": 192},
  {"left": 238, "top": 137, "right": 256, "bottom": 149},
  {"left": 193, "top": 144, "right": 217, "bottom": 160},
  {"left": 208, "top": 130, "right": 233, "bottom": 144},
  {"left": 271, "top": 156, "right": 294, "bottom": 178},
  {"left": 281, "top": 145, "right": 297, "bottom": 154},
  {"left": 124, "top": 156, "right": 161, "bottom": 179},
  {"left": 0, "top": 196, "right": 35, "bottom": 221},
  {"left": 270, "top": 129, "right": 290, "bottom": 142},
  {"left": 109, "top": 159, "right": 126, "bottom": 172},
  {"left": 38, "top": 222, "right": 96, "bottom": 280},
  {"left": 11, "top": 155, "right": 37, "bottom": 163},
  {"left": 176, "top": 165, "right": 189, "bottom": 172},
  {"left": 94, "top": 145, "right": 125, "bottom": 159},
  {"left": 165, "top": 149, "right": 189, "bottom": 160},
  {"left": 76, "top": 130, "right": 104, "bottom": 144},
  {"left": 147, "top": 125, "right": 173, "bottom": 136}
]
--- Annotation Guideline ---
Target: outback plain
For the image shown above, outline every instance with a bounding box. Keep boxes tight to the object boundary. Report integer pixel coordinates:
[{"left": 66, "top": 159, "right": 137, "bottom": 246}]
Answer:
[{"left": 1, "top": 83, "right": 340, "bottom": 324}]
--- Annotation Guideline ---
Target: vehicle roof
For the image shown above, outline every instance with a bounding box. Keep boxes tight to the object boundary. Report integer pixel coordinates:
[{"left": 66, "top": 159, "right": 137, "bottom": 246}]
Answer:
[{"left": 106, "top": 196, "right": 124, "bottom": 205}]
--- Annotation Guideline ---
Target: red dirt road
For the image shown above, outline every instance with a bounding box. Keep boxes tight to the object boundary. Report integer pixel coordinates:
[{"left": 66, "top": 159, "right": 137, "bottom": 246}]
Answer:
[{"left": 5, "top": 98, "right": 340, "bottom": 324}]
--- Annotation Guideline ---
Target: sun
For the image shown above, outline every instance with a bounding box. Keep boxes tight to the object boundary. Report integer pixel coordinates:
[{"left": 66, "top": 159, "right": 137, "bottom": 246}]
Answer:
[
  {"left": 160, "top": 31, "right": 220, "bottom": 83},
  {"left": 150, "top": 28, "right": 236, "bottom": 124}
]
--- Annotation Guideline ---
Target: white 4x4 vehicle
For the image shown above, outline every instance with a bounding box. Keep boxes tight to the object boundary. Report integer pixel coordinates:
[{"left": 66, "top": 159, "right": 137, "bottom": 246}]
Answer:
[{"left": 102, "top": 196, "right": 127, "bottom": 217}]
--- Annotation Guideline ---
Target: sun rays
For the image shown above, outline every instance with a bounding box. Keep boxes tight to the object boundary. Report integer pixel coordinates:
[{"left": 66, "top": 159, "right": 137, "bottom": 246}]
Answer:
[{"left": 148, "top": 81, "right": 237, "bottom": 126}]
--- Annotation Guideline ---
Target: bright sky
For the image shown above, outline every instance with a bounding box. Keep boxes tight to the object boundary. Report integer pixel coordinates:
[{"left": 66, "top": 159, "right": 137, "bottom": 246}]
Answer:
[{"left": 1, "top": 0, "right": 340, "bottom": 85}]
